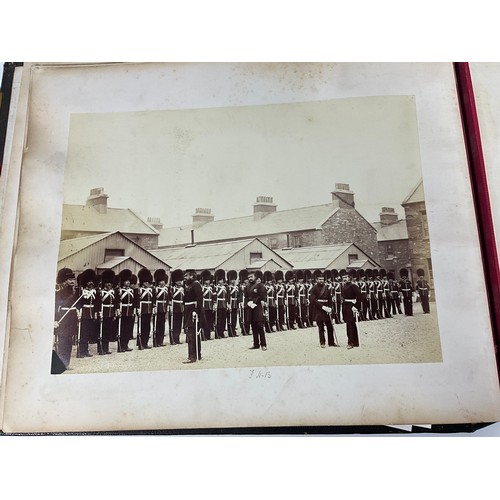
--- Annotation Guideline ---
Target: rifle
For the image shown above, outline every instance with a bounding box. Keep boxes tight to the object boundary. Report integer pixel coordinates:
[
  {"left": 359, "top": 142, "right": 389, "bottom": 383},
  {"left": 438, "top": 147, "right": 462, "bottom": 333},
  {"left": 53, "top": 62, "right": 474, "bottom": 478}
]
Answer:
[
  {"left": 328, "top": 310, "right": 339, "bottom": 346},
  {"left": 239, "top": 302, "right": 247, "bottom": 335},
  {"left": 76, "top": 316, "right": 81, "bottom": 358},
  {"left": 136, "top": 311, "right": 143, "bottom": 349},
  {"left": 297, "top": 293, "right": 304, "bottom": 328},
  {"left": 98, "top": 307, "right": 104, "bottom": 355},
  {"left": 117, "top": 314, "right": 123, "bottom": 352},
  {"left": 152, "top": 311, "right": 158, "bottom": 347},
  {"left": 193, "top": 311, "right": 200, "bottom": 360},
  {"left": 168, "top": 305, "right": 174, "bottom": 345},
  {"left": 284, "top": 302, "right": 290, "bottom": 330}
]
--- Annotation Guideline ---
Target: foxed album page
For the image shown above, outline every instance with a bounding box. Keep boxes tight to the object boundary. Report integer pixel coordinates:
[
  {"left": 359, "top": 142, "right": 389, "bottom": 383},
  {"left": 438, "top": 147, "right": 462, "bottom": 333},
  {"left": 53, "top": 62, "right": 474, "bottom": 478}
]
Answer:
[{"left": 2, "top": 63, "right": 499, "bottom": 432}]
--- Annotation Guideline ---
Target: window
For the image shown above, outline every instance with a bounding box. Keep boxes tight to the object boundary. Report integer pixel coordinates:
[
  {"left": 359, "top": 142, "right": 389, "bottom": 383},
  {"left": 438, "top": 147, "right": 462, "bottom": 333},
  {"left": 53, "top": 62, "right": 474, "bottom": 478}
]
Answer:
[
  {"left": 348, "top": 253, "right": 358, "bottom": 263},
  {"left": 386, "top": 244, "right": 394, "bottom": 258},
  {"left": 269, "top": 238, "right": 278, "bottom": 249},
  {"left": 293, "top": 235, "right": 302, "bottom": 248},
  {"left": 250, "top": 252, "right": 262, "bottom": 263},
  {"left": 104, "top": 248, "right": 125, "bottom": 262}
]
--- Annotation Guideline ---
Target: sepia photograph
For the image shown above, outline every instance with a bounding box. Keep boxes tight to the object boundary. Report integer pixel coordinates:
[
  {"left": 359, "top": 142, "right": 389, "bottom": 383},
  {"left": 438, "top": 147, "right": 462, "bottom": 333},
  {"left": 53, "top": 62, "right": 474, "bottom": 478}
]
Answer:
[
  {"left": 4, "top": 62, "right": 499, "bottom": 433},
  {"left": 54, "top": 85, "right": 441, "bottom": 375}
]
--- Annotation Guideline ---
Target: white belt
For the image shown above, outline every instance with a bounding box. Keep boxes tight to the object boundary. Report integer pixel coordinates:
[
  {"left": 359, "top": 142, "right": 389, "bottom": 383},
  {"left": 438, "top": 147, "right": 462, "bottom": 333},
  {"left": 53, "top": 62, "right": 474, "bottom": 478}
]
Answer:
[
  {"left": 344, "top": 299, "right": 356, "bottom": 303},
  {"left": 60, "top": 307, "right": 76, "bottom": 311},
  {"left": 173, "top": 300, "right": 183, "bottom": 303},
  {"left": 102, "top": 304, "right": 114, "bottom": 308},
  {"left": 83, "top": 304, "right": 94, "bottom": 308},
  {"left": 185, "top": 301, "right": 197, "bottom": 306}
]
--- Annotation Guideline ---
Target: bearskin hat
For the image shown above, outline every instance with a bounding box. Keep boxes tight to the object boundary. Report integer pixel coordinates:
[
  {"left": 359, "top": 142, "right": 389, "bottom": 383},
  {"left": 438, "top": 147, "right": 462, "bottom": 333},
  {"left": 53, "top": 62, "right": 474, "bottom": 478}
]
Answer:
[
  {"left": 119, "top": 269, "right": 132, "bottom": 286},
  {"left": 78, "top": 269, "right": 96, "bottom": 287},
  {"left": 417, "top": 268, "right": 425, "bottom": 277},
  {"left": 154, "top": 268, "right": 167, "bottom": 285},
  {"left": 138, "top": 268, "right": 153, "bottom": 284},
  {"left": 57, "top": 267, "right": 75, "bottom": 284},
  {"left": 227, "top": 270, "right": 238, "bottom": 281},
  {"left": 101, "top": 270, "right": 115, "bottom": 286},
  {"left": 171, "top": 269, "right": 184, "bottom": 283},
  {"left": 399, "top": 268, "right": 409, "bottom": 279}
]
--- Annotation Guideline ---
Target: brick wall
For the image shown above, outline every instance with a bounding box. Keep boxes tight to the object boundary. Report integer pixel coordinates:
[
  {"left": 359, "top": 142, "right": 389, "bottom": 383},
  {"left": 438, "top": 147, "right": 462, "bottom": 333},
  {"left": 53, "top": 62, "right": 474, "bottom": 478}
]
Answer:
[
  {"left": 377, "top": 239, "right": 411, "bottom": 278},
  {"left": 403, "top": 200, "right": 434, "bottom": 294},
  {"left": 320, "top": 208, "right": 379, "bottom": 261}
]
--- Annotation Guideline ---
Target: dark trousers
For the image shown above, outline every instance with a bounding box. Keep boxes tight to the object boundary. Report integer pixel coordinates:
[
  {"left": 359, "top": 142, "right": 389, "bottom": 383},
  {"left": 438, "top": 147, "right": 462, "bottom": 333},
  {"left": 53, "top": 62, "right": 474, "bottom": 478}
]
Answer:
[
  {"left": 137, "top": 314, "right": 151, "bottom": 347},
  {"left": 268, "top": 306, "right": 277, "bottom": 331},
  {"left": 297, "top": 304, "right": 309, "bottom": 327},
  {"left": 250, "top": 320, "right": 266, "bottom": 348},
  {"left": 186, "top": 326, "right": 201, "bottom": 361},
  {"left": 360, "top": 298, "right": 368, "bottom": 321},
  {"left": 346, "top": 321, "right": 359, "bottom": 347},
  {"left": 277, "top": 305, "right": 285, "bottom": 330},
  {"left": 155, "top": 312, "right": 166, "bottom": 345},
  {"left": 118, "top": 316, "right": 134, "bottom": 350},
  {"left": 390, "top": 295, "right": 402, "bottom": 315},
  {"left": 419, "top": 294, "right": 430, "bottom": 313},
  {"left": 228, "top": 309, "right": 238, "bottom": 336},
  {"left": 204, "top": 310, "right": 214, "bottom": 332},
  {"left": 287, "top": 303, "right": 297, "bottom": 328},
  {"left": 216, "top": 308, "right": 227, "bottom": 338},
  {"left": 317, "top": 319, "right": 335, "bottom": 346},
  {"left": 79, "top": 319, "right": 94, "bottom": 355},
  {"left": 335, "top": 297, "right": 342, "bottom": 322},
  {"left": 370, "top": 297, "right": 380, "bottom": 319},
  {"left": 56, "top": 331, "right": 74, "bottom": 367},
  {"left": 403, "top": 297, "right": 413, "bottom": 316},
  {"left": 172, "top": 313, "right": 183, "bottom": 343}
]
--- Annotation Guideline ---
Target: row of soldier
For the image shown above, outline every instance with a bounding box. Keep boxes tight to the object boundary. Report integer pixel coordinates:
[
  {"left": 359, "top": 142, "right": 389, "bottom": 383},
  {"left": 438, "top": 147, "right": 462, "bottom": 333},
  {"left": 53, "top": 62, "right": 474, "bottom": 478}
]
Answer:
[{"left": 54, "top": 266, "right": 431, "bottom": 368}]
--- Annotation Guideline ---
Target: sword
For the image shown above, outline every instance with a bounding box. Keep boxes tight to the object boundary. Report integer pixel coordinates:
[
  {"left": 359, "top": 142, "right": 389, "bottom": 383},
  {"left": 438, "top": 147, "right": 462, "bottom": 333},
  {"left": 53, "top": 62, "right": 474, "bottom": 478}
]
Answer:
[
  {"left": 194, "top": 311, "right": 200, "bottom": 360},
  {"left": 98, "top": 308, "right": 104, "bottom": 355}
]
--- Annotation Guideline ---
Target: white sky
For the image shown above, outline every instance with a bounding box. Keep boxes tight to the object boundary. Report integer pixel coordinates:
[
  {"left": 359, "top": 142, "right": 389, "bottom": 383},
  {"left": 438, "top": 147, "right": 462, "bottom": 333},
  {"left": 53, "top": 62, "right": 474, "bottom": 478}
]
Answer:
[{"left": 64, "top": 95, "right": 422, "bottom": 228}]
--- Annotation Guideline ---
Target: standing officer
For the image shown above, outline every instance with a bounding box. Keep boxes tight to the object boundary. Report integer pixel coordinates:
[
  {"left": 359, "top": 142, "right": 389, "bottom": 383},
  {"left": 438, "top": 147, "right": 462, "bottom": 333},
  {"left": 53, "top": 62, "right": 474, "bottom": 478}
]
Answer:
[
  {"left": 309, "top": 271, "right": 336, "bottom": 347},
  {"left": 380, "top": 269, "right": 392, "bottom": 318},
  {"left": 183, "top": 269, "right": 205, "bottom": 363},
  {"left": 357, "top": 270, "right": 369, "bottom": 321},
  {"left": 285, "top": 270, "right": 297, "bottom": 329},
  {"left": 245, "top": 270, "right": 268, "bottom": 351},
  {"left": 274, "top": 270, "right": 286, "bottom": 331},
  {"left": 399, "top": 269, "right": 414, "bottom": 316},
  {"left": 296, "top": 271, "right": 309, "bottom": 328},
  {"left": 98, "top": 270, "right": 117, "bottom": 355},
  {"left": 214, "top": 270, "right": 228, "bottom": 339},
  {"left": 154, "top": 269, "right": 169, "bottom": 346},
  {"left": 134, "top": 268, "right": 155, "bottom": 349},
  {"left": 264, "top": 271, "right": 277, "bottom": 332},
  {"left": 54, "top": 267, "right": 79, "bottom": 368},
  {"left": 341, "top": 270, "right": 362, "bottom": 349},
  {"left": 332, "top": 271, "right": 343, "bottom": 324},
  {"left": 416, "top": 269, "right": 431, "bottom": 314},
  {"left": 367, "top": 269, "right": 378, "bottom": 320},
  {"left": 388, "top": 272, "right": 402, "bottom": 315},
  {"left": 238, "top": 270, "right": 250, "bottom": 335},
  {"left": 76, "top": 269, "right": 99, "bottom": 357},
  {"left": 201, "top": 270, "right": 214, "bottom": 340},
  {"left": 169, "top": 269, "right": 185, "bottom": 344},
  {"left": 116, "top": 269, "right": 135, "bottom": 352},
  {"left": 227, "top": 270, "right": 240, "bottom": 337}
]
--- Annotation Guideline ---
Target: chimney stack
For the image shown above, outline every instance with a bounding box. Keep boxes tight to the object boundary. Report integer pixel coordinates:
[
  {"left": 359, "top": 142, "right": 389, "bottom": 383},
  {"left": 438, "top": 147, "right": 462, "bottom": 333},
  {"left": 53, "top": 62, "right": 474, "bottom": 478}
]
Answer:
[
  {"left": 86, "top": 187, "right": 109, "bottom": 214},
  {"left": 331, "top": 183, "right": 355, "bottom": 209},
  {"left": 147, "top": 217, "right": 163, "bottom": 230},
  {"left": 253, "top": 196, "right": 277, "bottom": 220},
  {"left": 379, "top": 207, "right": 399, "bottom": 225},
  {"left": 192, "top": 208, "right": 214, "bottom": 228}
]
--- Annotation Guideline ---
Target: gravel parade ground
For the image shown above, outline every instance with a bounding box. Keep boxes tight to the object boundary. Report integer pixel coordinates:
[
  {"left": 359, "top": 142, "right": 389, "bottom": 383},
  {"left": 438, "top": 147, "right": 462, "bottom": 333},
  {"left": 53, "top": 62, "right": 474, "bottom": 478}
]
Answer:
[{"left": 65, "top": 304, "right": 442, "bottom": 375}]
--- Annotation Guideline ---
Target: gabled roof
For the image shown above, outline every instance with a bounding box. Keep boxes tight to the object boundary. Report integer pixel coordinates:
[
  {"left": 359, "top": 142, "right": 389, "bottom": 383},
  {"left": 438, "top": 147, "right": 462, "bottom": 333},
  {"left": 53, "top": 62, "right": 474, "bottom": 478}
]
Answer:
[
  {"left": 158, "top": 204, "right": 340, "bottom": 247},
  {"left": 58, "top": 231, "right": 170, "bottom": 269},
  {"left": 58, "top": 232, "right": 113, "bottom": 260},
  {"left": 151, "top": 238, "right": 292, "bottom": 270},
  {"left": 62, "top": 204, "right": 159, "bottom": 235},
  {"left": 276, "top": 243, "right": 380, "bottom": 270},
  {"left": 402, "top": 179, "right": 425, "bottom": 205},
  {"left": 372, "top": 219, "right": 408, "bottom": 241},
  {"left": 347, "top": 259, "right": 370, "bottom": 269}
]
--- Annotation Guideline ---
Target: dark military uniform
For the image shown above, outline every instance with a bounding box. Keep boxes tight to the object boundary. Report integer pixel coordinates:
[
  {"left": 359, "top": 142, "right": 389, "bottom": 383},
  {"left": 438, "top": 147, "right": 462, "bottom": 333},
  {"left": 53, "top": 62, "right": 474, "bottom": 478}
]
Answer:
[
  {"left": 98, "top": 274, "right": 117, "bottom": 355},
  {"left": 154, "top": 269, "right": 169, "bottom": 347},
  {"left": 76, "top": 269, "right": 99, "bottom": 357},
  {"left": 202, "top": 276, "right": 214, "bottom": 340},
  {"left": 342, "top": 273, "right": 362, "bottom": 348},
  {"left": 134, "top": 268, "right": 155, "bottom": 349},
  {"left": 116, "top": 270, "right": 135, "bottom": 352},
  {"left": 169, "top": 270, "right": 185, "bottom": 344},
  {"left": 388, "top": 273, "right": 402, "bottom": 315},
  {"left": 227, "top": 273, "right": 240, "bottom": 337},
  {"left": 215, "top": 282, "right": 228, "bottom": 339},
  {"left": 54, "top": 268, "right": 78, "bottom": 368},
  {"left": 399, "top": 269, "right": 414, "bottom": 316},
  {"left": 183, "top": 274, "right": 205, "bottom": 362},
  {"left": 245, "top": 277, "right": 268, "bottom": 349},
  {"left": 309, "top": 278, "right": 336, "bottom": 347},
  {"left": 416, "top": 269, "right": 431, "bottom": 314}
]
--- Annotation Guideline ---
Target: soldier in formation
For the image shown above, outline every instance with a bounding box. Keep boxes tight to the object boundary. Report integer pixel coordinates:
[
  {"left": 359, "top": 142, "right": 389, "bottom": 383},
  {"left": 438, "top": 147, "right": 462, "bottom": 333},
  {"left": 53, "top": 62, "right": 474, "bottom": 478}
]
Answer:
[{"left": 54, "top": 265, "right": 430, "bottom": 364}]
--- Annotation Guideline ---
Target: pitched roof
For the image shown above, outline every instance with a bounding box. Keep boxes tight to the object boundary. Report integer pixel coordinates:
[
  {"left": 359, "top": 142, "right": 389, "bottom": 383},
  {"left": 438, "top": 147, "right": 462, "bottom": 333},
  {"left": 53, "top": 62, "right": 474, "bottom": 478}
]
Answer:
[
  {"left": 151, "top": 238, "right": 292, "bottom": 270},
  {"left": 62, "top": 204, "right": 159, "bottom": 235},
  {"left": 371, "top": 219, "right": 408, "bottom": 241},
  {"left": 151, "top": 239, "right": 256, "bottom": 270},
  {"left": 276, "top": 244, "right": 351, "bottom": 270},
  {"left": 58, "top": 232, "right": 112, "bottom": 260},
  {"left": 158, "top": 204, "right": 340, "bottom": 247},
  {"left": 58, "top": 231, "right": 170, "bottom": 269},
  {"left": 276, "top": 243, "right": 379, "bottom": 270},
  {"left": 402, "top": 179, "right": 425, "bottom": 205}
]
